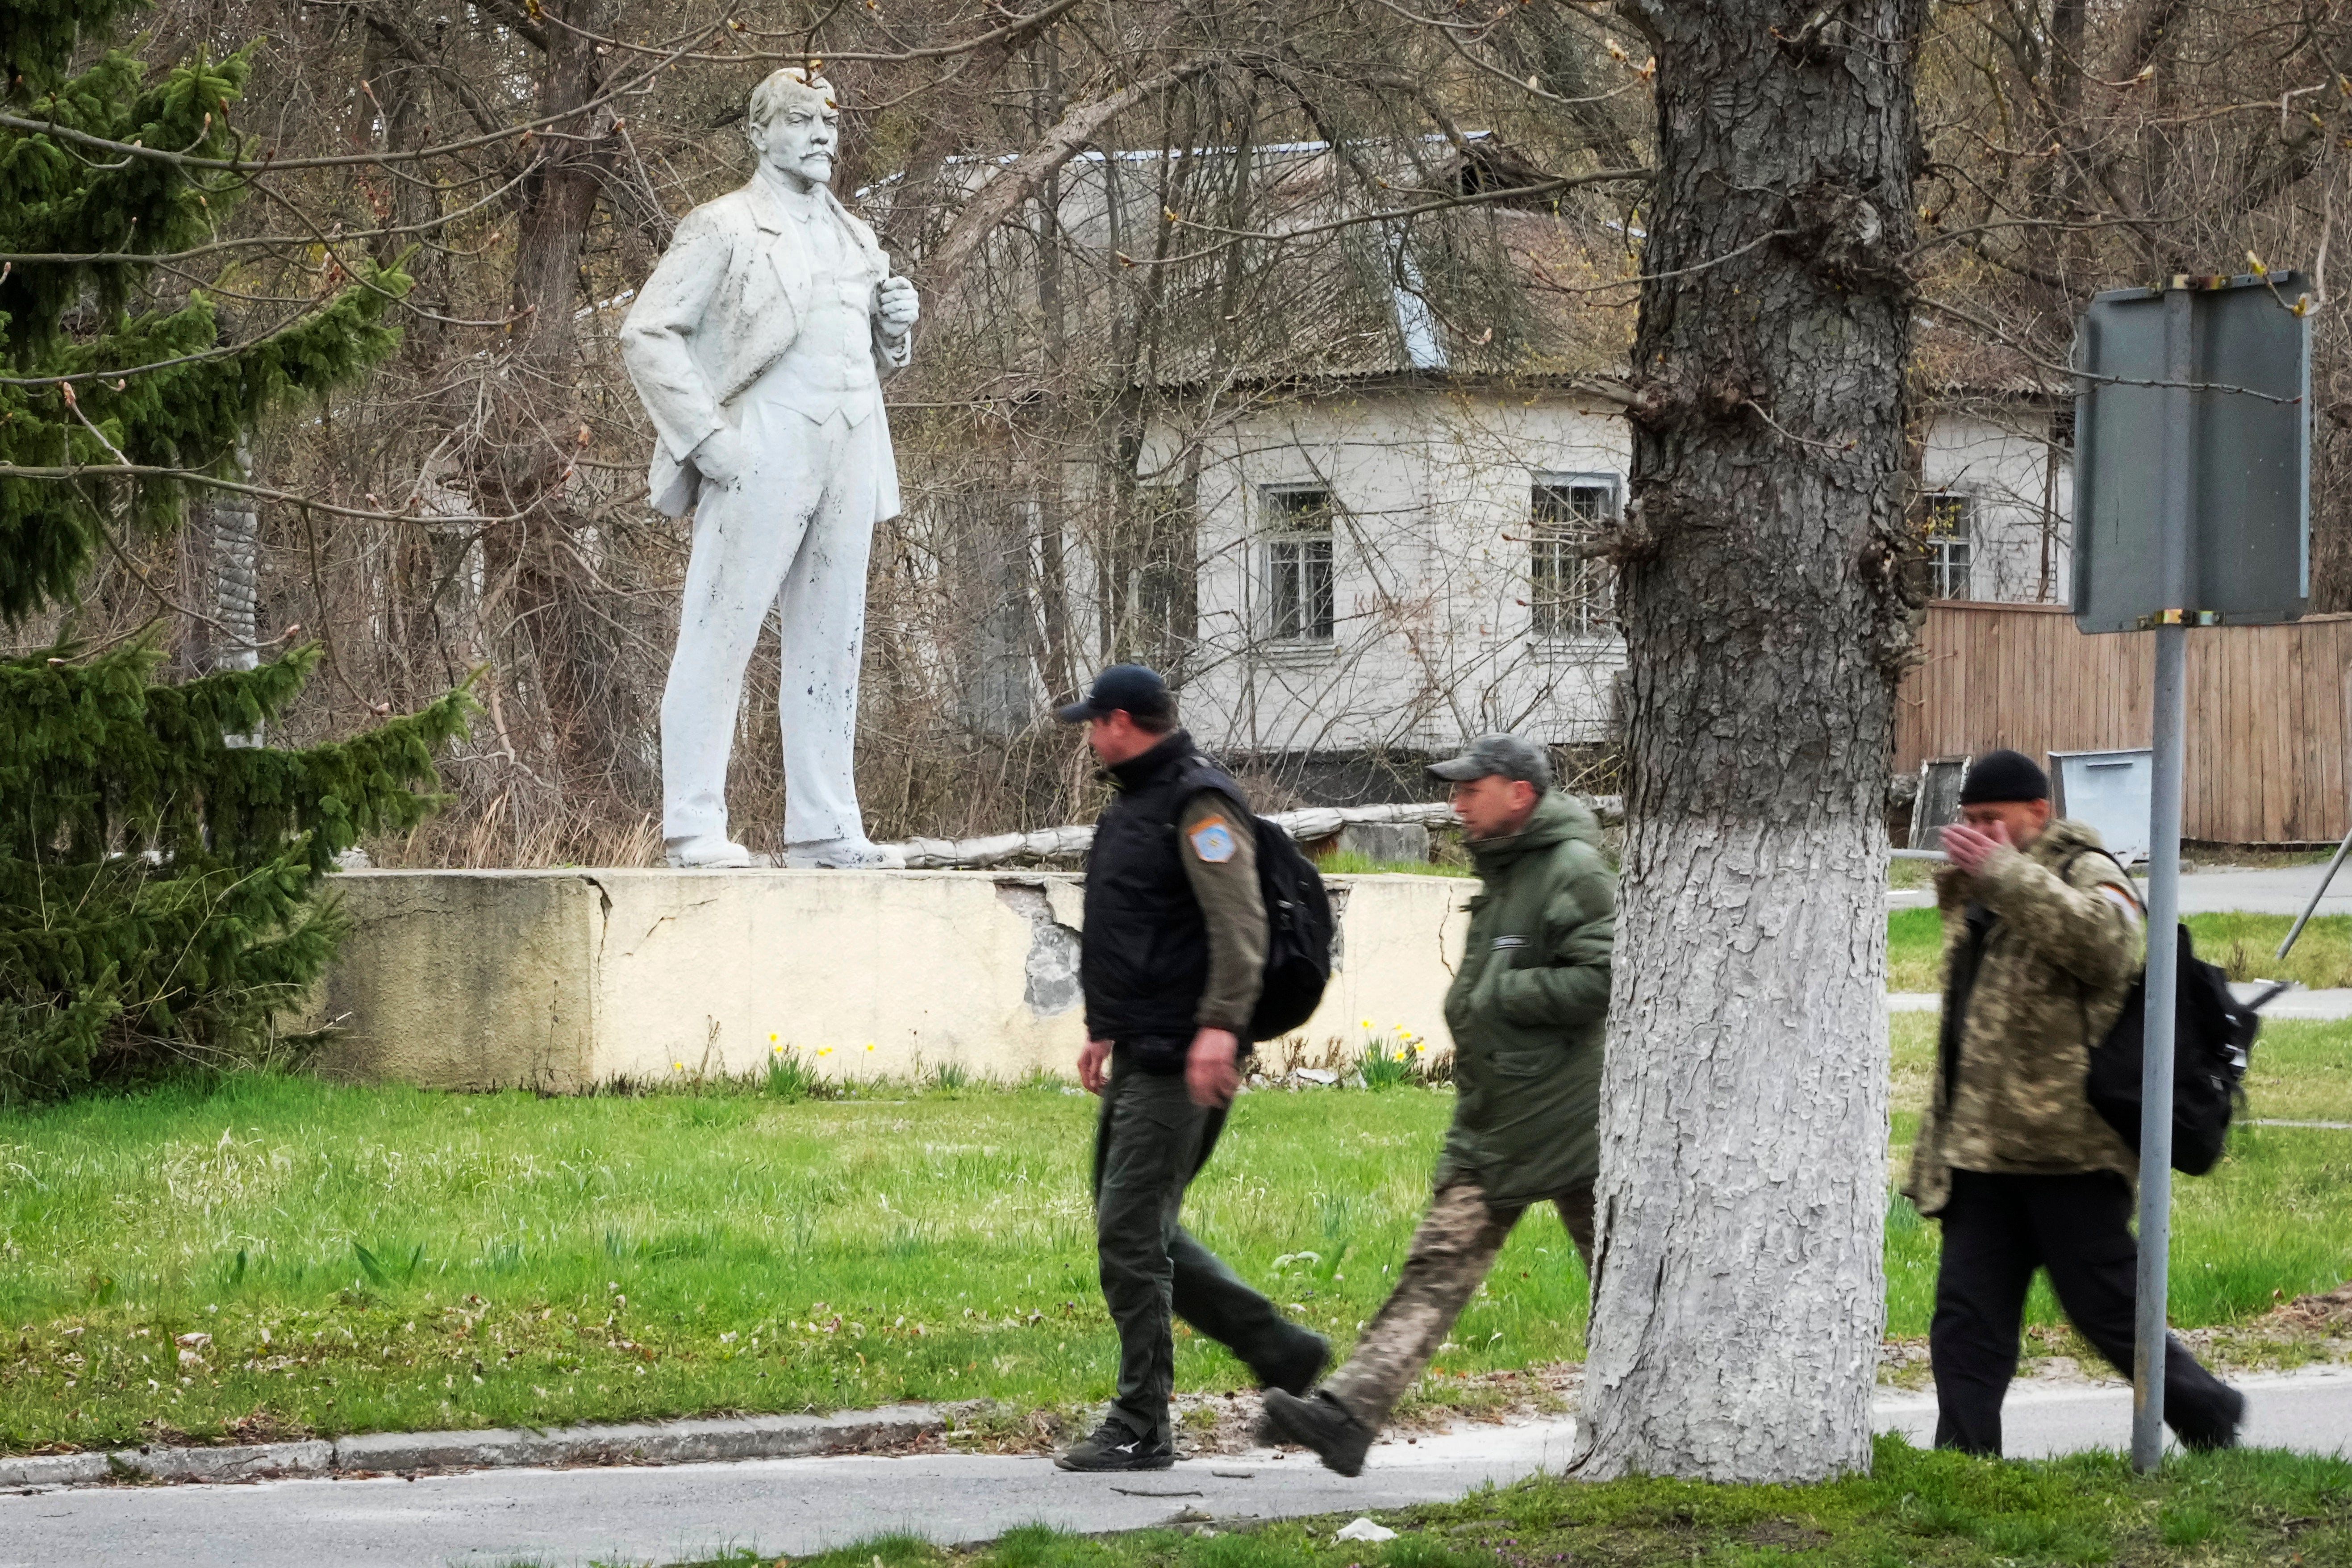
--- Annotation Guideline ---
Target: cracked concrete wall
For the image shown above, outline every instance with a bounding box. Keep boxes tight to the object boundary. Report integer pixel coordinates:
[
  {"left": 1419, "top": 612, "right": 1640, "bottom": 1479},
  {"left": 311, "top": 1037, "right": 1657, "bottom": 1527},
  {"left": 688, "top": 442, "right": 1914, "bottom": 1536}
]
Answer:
[
  {"left": 305, "top": 869, "right": 1471, "bottom": 1090},
  {"left": 304, "top": 871, "right": 602, "bottom": 1091}
]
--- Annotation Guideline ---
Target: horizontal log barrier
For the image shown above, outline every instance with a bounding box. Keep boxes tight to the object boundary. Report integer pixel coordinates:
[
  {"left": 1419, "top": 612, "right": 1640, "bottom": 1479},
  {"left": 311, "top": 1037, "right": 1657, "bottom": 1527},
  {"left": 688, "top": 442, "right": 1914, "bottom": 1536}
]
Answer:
[{"left": 885, "top": 797, "right": 1625, "bottom": 870}]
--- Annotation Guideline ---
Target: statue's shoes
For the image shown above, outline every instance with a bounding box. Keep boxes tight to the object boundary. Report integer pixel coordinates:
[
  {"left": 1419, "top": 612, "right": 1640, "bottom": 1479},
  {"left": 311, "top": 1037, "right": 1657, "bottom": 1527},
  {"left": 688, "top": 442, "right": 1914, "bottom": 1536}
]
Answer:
[
  {"left": 783, "top": 837, "right": 905, "bottom": 870},
  {"left": 664, "top": 835, "right": 754, "bottom": 869}
]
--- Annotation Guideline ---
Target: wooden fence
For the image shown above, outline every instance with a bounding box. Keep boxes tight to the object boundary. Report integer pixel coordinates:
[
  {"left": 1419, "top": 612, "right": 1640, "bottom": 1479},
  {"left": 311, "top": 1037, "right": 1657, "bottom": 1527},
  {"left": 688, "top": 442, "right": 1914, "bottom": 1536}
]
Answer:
[{"left": 1894, "top": 602, "right": 2352, "bottom": 845}]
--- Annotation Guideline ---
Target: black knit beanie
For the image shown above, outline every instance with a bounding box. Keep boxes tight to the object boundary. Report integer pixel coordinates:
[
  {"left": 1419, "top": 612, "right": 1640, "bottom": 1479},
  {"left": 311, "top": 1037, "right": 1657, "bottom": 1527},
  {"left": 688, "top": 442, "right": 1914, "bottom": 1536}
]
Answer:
[{"left": 1957, "top": 749, "right": 2049, "bottom": 805}]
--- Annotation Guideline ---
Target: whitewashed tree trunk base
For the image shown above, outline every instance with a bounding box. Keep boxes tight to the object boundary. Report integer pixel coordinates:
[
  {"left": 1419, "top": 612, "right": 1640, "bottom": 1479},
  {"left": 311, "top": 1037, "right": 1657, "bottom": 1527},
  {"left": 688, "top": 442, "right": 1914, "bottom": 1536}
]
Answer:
[{"left": 1577, "top": 817, "right": 1888, "bottom": 1480}]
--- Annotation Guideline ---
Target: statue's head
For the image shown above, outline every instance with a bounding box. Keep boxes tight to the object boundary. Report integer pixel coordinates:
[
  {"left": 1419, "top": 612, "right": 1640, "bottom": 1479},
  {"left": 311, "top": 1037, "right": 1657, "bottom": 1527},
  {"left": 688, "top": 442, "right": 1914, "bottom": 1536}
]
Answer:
[{"left": 748, "top": 67, "right": 840, "bottom": 189}]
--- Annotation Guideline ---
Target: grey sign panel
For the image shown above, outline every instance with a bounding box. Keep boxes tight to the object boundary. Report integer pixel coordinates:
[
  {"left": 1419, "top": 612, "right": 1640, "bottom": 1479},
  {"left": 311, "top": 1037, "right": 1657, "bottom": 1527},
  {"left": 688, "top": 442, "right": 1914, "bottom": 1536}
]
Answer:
[{"left": 2072, "top": 273, "right": 2311, "bottom": 633}]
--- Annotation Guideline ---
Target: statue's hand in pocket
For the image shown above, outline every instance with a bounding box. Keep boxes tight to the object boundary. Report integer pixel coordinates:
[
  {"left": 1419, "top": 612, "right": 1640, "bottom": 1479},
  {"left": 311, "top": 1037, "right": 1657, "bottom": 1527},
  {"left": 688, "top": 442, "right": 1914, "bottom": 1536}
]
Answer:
[{"left": 690, "top": 426, "right": 748, "bottom": 486}]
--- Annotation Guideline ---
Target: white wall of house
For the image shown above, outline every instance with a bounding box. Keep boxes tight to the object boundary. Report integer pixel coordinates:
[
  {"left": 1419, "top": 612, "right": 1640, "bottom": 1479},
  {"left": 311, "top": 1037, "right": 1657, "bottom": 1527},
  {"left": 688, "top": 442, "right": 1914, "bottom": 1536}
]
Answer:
[
  {"left": 1148, "top": 388, "right": 1633, "bottom": 755},
  {"left": 1131, "top": 390, "right": 2070, "bottom": 757},
  {"left": 1919, "top": 409, "right": 2074, "bottom": 604}
]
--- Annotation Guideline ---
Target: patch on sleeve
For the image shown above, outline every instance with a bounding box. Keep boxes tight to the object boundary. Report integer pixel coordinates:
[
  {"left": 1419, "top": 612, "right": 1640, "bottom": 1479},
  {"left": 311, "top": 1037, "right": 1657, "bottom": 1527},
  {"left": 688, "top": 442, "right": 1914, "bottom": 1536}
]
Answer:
[
  {"left": 2099, "top": 884, "right": 2144, "bottom": 926},
  {"left": 1187, "top": 815, "right": 1237, "bottom": 863}
]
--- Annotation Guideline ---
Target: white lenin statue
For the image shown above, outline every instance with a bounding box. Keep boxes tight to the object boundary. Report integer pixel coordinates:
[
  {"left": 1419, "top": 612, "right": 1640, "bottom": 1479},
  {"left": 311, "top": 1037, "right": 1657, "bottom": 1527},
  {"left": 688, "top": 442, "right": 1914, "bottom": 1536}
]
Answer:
[{"left": 620, "top": 68, "right": 915, "bottom": 869}]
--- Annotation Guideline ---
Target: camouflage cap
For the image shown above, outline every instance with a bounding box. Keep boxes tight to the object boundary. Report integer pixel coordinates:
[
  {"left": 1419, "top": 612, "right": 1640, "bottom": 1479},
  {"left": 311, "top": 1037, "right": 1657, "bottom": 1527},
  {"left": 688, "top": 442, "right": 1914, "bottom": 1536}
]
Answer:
[{"left": 1426, "top": 733, "right": 1552, "bottom": 790}]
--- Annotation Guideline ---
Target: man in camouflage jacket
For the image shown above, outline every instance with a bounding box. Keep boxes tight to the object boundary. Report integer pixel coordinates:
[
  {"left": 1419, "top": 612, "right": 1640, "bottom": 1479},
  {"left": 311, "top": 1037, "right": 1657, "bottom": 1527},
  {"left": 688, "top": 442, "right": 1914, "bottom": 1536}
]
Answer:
[{"left": 1903, "top": 750, "right": 2241, "bottom": 1455}]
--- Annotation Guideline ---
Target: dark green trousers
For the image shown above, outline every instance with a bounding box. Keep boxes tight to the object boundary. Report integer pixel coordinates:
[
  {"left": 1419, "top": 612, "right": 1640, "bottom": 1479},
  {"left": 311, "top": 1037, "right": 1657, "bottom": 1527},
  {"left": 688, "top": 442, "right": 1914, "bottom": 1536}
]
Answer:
[{"left": 1092, "top": 1044, "right": 1301, "bottom": 1444}]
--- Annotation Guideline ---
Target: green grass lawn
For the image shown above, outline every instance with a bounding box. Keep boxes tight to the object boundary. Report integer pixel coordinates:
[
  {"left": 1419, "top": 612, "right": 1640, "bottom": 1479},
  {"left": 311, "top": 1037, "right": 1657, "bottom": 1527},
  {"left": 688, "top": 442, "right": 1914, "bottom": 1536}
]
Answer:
[
  {"left": 1885, "top": 1015, "right": 2352, "bottom": 1340},
  {"left": 0, "top": 1072, "right": 1568, "bottom": 1454},
  {"left": 682, "top": 1439, "right": 2351, "bottom": 1568},
  {"left": 1887, "top": 909, "right": 2352, "bottom": 993},
  {"left": 1, "top": 1019, "right": 2345, "bottom": 1457}
]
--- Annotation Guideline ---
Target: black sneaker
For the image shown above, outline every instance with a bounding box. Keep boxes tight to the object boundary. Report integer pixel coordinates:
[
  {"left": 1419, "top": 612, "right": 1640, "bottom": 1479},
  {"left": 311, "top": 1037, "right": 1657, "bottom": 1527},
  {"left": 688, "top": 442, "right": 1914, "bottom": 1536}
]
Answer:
[
  {"left": 1260, "top": 1388, "right": 1373, "bottom": 1477},
  {"left": 1054, "top": 1422, "right": 1176, "bottom": 1472},
  {"left": 1255, "top": 1329, "right": 1331, "bottom": 1397}
]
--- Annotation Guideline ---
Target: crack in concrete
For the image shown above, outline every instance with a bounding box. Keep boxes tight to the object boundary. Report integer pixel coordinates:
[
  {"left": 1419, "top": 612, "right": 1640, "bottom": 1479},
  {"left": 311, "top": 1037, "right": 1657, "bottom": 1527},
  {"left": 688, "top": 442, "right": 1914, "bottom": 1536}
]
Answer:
[{"left": 994, "top": 880, "right": 1084, "bottom": 1017}]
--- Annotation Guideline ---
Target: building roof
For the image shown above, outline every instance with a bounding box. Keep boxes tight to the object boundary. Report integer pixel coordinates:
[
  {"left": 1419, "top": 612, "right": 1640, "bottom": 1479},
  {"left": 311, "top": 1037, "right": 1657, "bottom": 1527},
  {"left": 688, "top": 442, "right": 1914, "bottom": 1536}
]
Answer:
[
  {"left": 878, "top": 130, "right": 1641, "bottom": 399},
  {"left": 877, "top": 133, "right": 2039, "bottom": 408}
]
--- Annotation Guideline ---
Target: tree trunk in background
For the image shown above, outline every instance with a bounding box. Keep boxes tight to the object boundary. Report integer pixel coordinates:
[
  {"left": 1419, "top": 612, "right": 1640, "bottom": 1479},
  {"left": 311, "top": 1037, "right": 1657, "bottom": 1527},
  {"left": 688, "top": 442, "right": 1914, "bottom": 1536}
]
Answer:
[
  {"left": 1575, "top": 0, "right": 1924, "bottom": 1481},
  {"left": 482, "top": 0, "right": 626, "bottom": 819},
  {"left": 194, "top": 434, "right": 261, "bottom": 676}
]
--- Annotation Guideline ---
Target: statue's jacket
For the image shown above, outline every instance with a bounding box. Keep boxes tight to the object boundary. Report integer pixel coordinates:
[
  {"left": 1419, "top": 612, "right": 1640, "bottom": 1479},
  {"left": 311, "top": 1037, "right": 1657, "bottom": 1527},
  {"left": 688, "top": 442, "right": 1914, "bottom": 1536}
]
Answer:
[{"left": 620, "top": 175, "right": 912, "bottom": 518}]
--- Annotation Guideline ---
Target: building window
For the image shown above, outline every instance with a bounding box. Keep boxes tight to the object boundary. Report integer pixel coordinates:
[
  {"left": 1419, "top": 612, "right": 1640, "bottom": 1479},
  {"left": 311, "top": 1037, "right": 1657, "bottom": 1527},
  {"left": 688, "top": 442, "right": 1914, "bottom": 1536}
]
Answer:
[
  {"left": 1263, "top": 487, "right": 1335, "bottom": 642},
  {"left": 1529, "top": 477, "right": 1617, "bottom": 638},
  {"left": 1921, "top": 492, "right": 1972, "bottom": 601}
]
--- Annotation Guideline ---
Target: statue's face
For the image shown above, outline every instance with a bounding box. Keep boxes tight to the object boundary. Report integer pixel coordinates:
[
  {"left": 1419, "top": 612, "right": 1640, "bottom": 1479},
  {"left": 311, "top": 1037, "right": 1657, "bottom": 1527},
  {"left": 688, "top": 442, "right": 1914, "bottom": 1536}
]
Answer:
[{"left": 751, "top": 86, "right": 838, "bottom": 188}]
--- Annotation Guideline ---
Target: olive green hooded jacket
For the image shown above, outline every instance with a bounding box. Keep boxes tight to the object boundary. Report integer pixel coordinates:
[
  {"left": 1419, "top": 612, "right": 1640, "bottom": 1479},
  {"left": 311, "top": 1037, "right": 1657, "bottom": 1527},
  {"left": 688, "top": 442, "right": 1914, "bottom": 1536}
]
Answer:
[
  {"left": 1902, "top": 817, "right": 2145, "bottom": 1218},
  {"left": 1436, "top": 789, "right": 1617, "bottom": 1206}
]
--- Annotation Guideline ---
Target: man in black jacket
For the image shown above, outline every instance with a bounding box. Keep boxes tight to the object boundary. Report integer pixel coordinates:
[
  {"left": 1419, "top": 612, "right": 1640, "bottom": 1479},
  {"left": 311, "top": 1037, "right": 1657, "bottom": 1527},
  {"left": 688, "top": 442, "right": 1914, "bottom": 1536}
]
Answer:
[{"left": 1053, "top": 664, "right": 1326, "bottom": 1472}]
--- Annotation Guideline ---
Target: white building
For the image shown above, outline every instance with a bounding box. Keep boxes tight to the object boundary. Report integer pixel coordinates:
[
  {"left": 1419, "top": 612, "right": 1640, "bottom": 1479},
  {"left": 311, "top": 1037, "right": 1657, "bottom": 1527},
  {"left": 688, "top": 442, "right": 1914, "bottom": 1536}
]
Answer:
[
  {"left": 1134, "top": 384, "right": 2072, "bottom": 760},
  {"left": 1147, "top": 386, "right": 1634, "bottom": 756},
  {"left": 1916, "top": 401, "right": 2076, "bottom": 606},
  {"left": 893, "top": 136, "right": 2077, "bottom": 766}
]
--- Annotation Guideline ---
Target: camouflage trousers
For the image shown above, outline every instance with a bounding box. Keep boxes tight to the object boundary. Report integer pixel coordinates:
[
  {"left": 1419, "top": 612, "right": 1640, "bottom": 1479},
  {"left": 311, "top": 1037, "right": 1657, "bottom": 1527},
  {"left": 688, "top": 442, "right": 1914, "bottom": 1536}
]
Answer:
[{"left": 1322, "top": 1178, "right": 1594, "bottom": 1430}]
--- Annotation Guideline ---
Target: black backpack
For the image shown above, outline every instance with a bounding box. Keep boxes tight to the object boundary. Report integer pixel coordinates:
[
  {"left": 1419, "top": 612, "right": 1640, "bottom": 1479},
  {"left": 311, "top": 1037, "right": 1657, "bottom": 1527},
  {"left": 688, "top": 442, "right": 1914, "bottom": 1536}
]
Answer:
[
  {"left": 2074, "top": 855, "right": 2260, "bottom": 1175},
  {"left": 1246, "top": 816, "right": 1335, "bottom": 1041}
]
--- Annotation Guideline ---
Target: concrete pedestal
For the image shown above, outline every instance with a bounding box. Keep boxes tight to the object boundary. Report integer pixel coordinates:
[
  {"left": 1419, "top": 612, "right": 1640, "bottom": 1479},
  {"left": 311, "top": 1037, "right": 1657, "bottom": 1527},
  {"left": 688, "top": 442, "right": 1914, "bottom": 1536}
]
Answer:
[{"left": 304, "top": 868, "right": 1469, "bottom": 1091}]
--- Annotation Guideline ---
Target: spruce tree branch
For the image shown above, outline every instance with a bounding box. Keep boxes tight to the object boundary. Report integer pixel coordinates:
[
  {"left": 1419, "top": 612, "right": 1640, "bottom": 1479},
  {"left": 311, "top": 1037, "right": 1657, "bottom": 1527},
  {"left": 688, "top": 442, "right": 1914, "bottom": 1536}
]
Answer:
[
  {"left": 0, "top": 463, "right": 529, "bottom": 525},
  {"left": 0, "top": 25, "right": 706, "bottom": 173},
  {"left": 0, "top": 280, "right": 406, "bottom": 386},
  {"left": 0, "top": 155, "right": 538, "bottom": 266}
]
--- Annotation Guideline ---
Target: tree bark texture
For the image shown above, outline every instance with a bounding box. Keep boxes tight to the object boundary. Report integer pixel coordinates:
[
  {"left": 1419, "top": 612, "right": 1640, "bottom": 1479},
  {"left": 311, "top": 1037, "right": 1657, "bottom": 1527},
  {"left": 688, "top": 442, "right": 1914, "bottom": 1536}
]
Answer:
[
  {"left": 1576, "top": 0, "right": 1924, "bottom": 1482},
  {"left": 191, "top": 434, "right": 260, "bottom": 676}
]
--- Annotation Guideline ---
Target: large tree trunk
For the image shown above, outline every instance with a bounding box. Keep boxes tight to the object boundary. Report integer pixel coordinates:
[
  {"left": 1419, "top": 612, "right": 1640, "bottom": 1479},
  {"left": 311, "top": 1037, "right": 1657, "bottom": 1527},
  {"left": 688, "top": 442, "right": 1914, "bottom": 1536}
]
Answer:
[{"left": 1575, "top": 0, "right": 1925, "bottom": 1482}]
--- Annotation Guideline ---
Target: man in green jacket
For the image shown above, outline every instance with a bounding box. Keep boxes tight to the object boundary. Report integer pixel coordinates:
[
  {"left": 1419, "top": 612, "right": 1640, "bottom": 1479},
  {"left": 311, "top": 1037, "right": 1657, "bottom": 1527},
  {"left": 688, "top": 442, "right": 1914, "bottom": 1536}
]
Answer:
[{"left": 1260, "top": 733, "right": 1614, "bottom": 1475}]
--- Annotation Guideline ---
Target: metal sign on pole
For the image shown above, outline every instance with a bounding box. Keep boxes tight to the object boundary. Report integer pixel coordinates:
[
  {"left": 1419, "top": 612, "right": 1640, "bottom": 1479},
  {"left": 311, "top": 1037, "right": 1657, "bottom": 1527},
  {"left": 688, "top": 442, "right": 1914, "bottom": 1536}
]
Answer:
[{"left": 2073, "top": 271, "right": 2311, "bottom": 1472}]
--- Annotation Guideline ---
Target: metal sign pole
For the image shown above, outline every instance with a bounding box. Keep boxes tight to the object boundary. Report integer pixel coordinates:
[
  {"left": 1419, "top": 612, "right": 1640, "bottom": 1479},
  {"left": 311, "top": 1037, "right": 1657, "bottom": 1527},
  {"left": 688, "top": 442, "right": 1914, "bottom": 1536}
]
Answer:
[
  {"left": 2131, "top": 283, "right": 2195, "bottom": 1475},
  {"left": 2134, "top": 626, "right": 2184, "bottom": 1472}
]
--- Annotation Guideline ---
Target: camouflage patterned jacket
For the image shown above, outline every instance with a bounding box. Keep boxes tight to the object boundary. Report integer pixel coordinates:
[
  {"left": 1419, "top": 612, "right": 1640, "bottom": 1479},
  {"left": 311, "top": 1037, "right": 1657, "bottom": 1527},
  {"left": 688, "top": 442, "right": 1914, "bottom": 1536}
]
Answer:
[{"left": 1902, "top": 818, "right": 2145, "bottom": 1218}]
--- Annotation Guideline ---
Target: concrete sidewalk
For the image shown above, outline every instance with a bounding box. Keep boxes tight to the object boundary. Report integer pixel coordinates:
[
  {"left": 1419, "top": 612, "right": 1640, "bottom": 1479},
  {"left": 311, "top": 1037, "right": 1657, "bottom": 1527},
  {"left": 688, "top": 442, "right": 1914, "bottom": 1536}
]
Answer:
[{"left": 5, "top": 1366, "right": 2346, "bottom": 1568}]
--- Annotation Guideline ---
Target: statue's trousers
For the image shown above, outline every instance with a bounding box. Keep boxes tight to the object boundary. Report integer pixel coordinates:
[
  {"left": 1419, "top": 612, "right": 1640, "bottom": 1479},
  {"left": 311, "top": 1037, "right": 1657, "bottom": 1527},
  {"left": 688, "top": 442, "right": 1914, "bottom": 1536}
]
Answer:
[{"left": 660, "top": 392, "right": 881, "bottom": 851}]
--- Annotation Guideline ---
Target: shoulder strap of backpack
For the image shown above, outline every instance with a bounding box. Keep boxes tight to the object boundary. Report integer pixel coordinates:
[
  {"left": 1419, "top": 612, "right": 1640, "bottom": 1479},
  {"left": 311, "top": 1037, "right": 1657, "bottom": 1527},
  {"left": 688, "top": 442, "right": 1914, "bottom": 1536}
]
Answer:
[{"left": 2059, "top": 845, "right": 2148, "bottom": 1057}]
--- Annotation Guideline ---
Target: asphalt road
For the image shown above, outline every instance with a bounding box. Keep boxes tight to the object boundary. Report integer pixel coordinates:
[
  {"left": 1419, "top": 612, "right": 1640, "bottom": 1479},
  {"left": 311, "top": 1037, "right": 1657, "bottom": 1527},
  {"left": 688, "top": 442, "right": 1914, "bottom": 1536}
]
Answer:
[{"left": 5, "top": 1366, "right": 2345, "bottom": 1568}]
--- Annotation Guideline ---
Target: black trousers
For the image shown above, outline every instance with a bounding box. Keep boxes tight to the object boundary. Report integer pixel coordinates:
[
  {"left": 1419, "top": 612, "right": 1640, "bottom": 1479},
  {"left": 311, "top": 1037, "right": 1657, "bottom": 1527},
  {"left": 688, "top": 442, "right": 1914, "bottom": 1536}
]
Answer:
[
  {"left": 1931, "top": 1168, "right": 2241, "bottom": 1455},
  {"left": 1091, "top": 1045, "right": 1310, "bottom": 1443}
]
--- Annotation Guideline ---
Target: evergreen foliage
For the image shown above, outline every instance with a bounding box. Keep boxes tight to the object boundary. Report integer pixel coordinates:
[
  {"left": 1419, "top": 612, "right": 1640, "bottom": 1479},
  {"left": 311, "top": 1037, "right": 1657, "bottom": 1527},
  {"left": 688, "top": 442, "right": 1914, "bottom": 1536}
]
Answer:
[
  {"left": 0, "top": 7, "right": 471, "bottom": 1098},
  {"left": 1, "top": 36, "right": 406, "bottom": 617},
  {"left": 1, "top": 639, "right": 474, "bottom": 1099}
]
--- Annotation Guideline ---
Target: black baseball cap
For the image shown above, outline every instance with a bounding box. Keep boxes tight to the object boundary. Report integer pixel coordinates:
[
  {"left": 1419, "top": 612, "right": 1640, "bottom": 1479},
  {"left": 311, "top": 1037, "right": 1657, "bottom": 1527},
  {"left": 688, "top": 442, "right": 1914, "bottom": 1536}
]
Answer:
[{"left": 1055, "top": 664, "right": 1173, "bottom": 724}]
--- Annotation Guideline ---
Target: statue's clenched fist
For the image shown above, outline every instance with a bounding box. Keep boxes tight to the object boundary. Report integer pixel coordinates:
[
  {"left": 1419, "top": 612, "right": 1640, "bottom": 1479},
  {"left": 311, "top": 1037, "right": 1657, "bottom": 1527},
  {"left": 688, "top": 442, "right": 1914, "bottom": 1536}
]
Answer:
[{"left": 877, "top": 274, "right": 919, "bottom": 338}]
